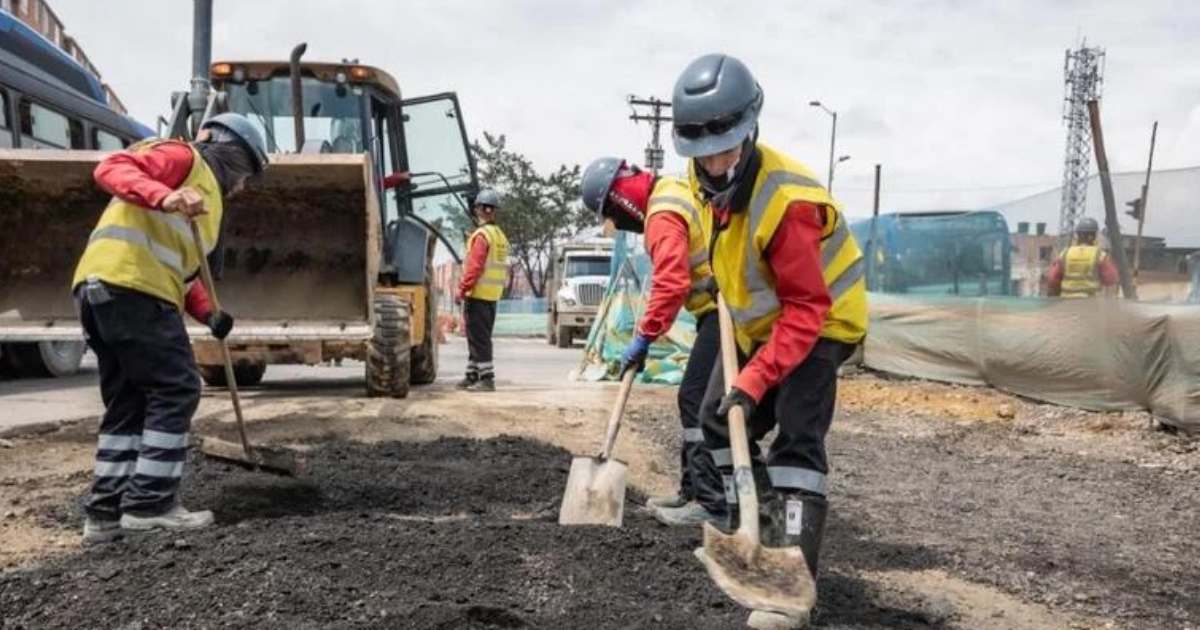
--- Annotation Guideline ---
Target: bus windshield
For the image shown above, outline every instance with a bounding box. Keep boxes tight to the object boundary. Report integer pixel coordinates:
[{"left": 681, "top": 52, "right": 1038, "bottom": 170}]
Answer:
[{"left": 225, "top": 76, "right": 365, "bottom": 154}]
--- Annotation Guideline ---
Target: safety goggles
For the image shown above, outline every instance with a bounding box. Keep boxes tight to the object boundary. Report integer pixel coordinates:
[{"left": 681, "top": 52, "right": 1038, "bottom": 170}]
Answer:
[{"left": 674, "top": 110, "right": 746, "bottom": 140}]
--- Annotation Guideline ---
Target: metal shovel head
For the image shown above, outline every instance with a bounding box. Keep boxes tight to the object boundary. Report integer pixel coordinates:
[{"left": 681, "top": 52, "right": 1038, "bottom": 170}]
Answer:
[
  {"left": 694, "top": 522, "right": 816, "bottom": 617},
  {"left": 557, "top": 455, "right": 627, "bottom": 527}
]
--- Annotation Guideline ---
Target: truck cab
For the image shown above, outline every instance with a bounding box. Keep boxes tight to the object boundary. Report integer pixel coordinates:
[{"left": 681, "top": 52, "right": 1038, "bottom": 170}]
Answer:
[{"left": 547, "top": 240, "right": 613, "bottom": 348}]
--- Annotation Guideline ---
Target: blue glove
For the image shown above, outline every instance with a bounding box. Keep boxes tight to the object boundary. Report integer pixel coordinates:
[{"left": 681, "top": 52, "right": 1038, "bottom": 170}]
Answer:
[{"left": 619, "top": 334, "right": 652, "bottom": 376}]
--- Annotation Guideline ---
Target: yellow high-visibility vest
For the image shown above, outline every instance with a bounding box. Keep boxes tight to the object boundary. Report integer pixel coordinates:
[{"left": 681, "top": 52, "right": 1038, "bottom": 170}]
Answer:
[
  {"left": 72, "top": 140, "right": 223, "bottom": 310},
  {"left": 1060, "top": 244, "right": 1104, "bottom": 298},
  {"left": 467, "top": 223, "right": 509, "bottom": 301},
  {"left": 646, "top": 176, "right": 716, "bottom": 318},
  {"left": 693, "top": 143, "right": 868, "bottom": 354}
]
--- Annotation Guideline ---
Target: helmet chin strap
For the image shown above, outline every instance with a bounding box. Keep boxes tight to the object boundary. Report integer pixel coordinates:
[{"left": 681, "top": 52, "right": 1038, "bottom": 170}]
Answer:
[{"left": 697, "top": 131, "right": 758, "bottom": 211}]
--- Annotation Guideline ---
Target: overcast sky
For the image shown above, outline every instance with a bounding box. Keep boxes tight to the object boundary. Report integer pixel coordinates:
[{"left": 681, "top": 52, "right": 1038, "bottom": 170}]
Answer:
[{"left": 50, "top": 0, "right": 1200, "bottom": 220}]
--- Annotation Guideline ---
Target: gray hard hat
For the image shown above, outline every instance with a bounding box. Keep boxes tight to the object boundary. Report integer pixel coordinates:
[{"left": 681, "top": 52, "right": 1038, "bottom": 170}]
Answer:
[
  {"left": 1075, "top": 217, "right": 1100, "bottom": 233},
  {"left": 671, "top": 53, "right": 763, "bottom": 158},
  {"left": 200, "top": 113, "right": 269, "bottom": 173},
  {"left": 474, "top": 188, "right": 502, "bottom": 208},
  {"left": 581, "top": 157, "right": 624, "bottom": 216}
]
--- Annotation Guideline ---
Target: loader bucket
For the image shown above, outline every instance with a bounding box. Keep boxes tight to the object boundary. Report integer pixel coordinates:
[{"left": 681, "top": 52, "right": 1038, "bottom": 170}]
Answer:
[{"left": 0, "top": 149, "right": 377, "bottom": 340}]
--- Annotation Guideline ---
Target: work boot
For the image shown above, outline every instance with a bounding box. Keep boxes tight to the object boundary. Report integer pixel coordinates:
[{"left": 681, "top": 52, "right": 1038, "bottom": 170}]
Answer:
[
  {"left": 81, "top": 517, "right": 123, "bottom": 545},
  {"left": 121, "top": 505, "right": 214, "bottom": 532},
  {"left": 646, "top": 493, "right": 688, "bottom": 509},
  {"left": 652, "top": 501, "right": 724, "bottom": 527},
  {"left": 760, "top": 490, "right": 828, "bottom": 579},
  {"left": 455, "top": 375, "right": 477, "bottom": 390},
  {"left": 747, "top": 610, "right": 811, "bottom": 629},
  {"left": 467, "top": 378, "right": 495, "bottom": 392}
]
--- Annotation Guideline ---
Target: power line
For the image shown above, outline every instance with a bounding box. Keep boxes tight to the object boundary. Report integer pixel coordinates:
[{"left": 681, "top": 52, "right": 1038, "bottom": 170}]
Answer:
[{"left": 627, "top": 95, "right": 671, "bottom": 175}]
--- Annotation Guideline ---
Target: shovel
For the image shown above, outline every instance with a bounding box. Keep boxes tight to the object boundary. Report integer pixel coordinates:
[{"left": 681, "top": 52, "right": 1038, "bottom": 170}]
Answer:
[
  {"left": 558, "top": 369, "right": 636, "bottom": 526},
  {"left": 188, "top": 221, "right": 303, "bottom": 476},
  {"left": 693, "top": 294, "right": 815, "bottom": 617}
]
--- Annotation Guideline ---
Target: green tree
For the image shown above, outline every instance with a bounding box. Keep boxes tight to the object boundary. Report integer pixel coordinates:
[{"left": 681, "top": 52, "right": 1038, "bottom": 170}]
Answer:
[{"left": 452, "top": 132, "right": 592, "bottom": 298}]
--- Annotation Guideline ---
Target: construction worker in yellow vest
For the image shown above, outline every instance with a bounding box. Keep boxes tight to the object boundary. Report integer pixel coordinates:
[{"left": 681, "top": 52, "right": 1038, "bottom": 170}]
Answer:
[
  {"left": 1046, "top": 217, "right": 1119, "bottom": 298},
  {"left": 580, "top": 156, "right": 726, "bottom": 527},
  {"left": 456, "top": 188, "right": 509, "bottom": 391},
  {"left": 672, "top": 54, "right": 868, "bottom": 627},
  {"left": 72, "top": 113, "right": 268, "bottom": 544}
]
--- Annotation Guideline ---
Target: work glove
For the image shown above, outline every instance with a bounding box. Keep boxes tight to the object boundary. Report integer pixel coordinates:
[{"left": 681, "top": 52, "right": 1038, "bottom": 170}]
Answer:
[
  {"left": 619, "top": 334, "right": 652, "bottom": 376},
  {"left": 207, "top": 310, "right": 234, "bottom": 340},
  {"left": 704, "top": 387, "right": 756, "bottom": 439}
]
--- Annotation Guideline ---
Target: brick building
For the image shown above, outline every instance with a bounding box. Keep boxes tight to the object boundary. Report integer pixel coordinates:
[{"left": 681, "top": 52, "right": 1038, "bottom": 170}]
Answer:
[{"left": 4, "top": 0, "right": 127, "bottom": 113}]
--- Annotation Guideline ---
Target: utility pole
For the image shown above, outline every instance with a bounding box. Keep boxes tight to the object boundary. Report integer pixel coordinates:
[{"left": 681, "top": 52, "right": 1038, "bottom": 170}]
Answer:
[
  {"left": 1088, "top": 99, "right": 1136, "bottom": 300},
  {"left": 1127, "top": 121, "right": 1158, "bottom": 283},
  {"left": 1058, "top": 43, "right": 1105, "bottom": 251},
  {"left": 628, "top": 96, "right": 671, "bottom": 176},
  {"left": 866, "top": 164, "right": 882, "bottom": 291}
]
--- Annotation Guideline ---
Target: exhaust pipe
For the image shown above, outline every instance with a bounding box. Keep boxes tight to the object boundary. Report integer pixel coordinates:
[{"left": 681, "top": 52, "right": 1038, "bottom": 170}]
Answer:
[
  {"left": 187, "top": 0, "right": 213, "bottom": 135},
  {"left": 289, "top": 43, "right": 308, "bottom": 150}
]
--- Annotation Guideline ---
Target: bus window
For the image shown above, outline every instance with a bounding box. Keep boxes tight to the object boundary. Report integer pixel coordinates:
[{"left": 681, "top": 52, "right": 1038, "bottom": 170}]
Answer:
[
  {"left": 93, "top": 127, "right": 124, "bottom": 151},
  {"left": 0, "top": 90, "right": 11, "bottom": 148},
  {"left": 18, "top": 99, "right": 76, "bottom": 148}
]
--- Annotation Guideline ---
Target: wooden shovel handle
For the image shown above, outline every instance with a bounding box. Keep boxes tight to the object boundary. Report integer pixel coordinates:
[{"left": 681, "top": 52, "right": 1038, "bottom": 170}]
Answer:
[
  {"left": 599, "top": 369, "right": 637, "bottom": 461},
  {"left": 189, "top": 220, "right": 252, "bottom": 462},
  {"left": 716, "top": 294, "right": 759, "bottom": 542}
]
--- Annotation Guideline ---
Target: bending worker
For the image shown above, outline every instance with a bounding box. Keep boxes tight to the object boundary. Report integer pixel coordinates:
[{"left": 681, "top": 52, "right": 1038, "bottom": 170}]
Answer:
[
  {"left": 579, "top": 156, "right": 724, "bottom": 526},
  {"left": 1046, "top": 217, "right": 1118, "bottom": 298},
  {"left": 672, "top": 54, "right": 867, "bottom": 626},
  {"left": 73, "top": 113, "right": 268, "bottom": 543},
  {"left": 456, "top": 188, "right": 509, "bottom": 392}
]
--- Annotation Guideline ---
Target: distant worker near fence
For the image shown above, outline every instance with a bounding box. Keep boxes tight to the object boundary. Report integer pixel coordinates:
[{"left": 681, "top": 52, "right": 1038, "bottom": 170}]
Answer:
[
  {"left": 71, "top": 113, "right": 269, "bottom": 544},
  {"left": 456, "top": 188, "right": 509, "bottom": 392},
  {"left": 580, "top": 156, "right": 725, "bottom": 528},
  {"left": 1046, "top": 217, "right": 1118, "bottom": 298}
]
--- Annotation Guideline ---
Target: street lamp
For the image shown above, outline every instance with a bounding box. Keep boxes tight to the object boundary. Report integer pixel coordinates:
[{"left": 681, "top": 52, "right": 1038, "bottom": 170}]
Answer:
[
  {"left": 832, "top": 154, "right": 851, "bottom": 183},
  {"left": 809, "top": 100, "right": 838, "bottom": 192}
]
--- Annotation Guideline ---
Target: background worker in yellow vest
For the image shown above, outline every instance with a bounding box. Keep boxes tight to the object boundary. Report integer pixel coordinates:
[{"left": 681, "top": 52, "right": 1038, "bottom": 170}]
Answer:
[
  {"left": 1046, "top": 217, "right": 1119, "bottom": 298},
  {"left": 455, "top": 188, "right": 509, "bottom": 392},
  {"left": 73, "top": 113, "right": 268, "bottom": 544},
  {"left": 579, "top": 156, "right": 726, "bottom": 527},
  {"left": 672, "top": 54, "right": 868, "bottom": 627}
]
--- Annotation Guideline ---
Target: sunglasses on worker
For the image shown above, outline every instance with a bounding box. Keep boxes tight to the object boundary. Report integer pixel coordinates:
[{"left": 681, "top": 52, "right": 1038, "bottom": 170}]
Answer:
[{"left": 674, "top": 110, "right": 745, "bottom": 140}]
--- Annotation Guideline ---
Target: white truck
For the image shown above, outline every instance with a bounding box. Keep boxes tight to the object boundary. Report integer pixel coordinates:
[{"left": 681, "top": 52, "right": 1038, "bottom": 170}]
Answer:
[{"left": 546, "top": 240, "right": 613, "bottom": 348}]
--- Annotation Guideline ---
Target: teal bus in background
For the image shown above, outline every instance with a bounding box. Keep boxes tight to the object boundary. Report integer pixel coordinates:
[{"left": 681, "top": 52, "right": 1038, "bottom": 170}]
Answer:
[{"left": 849, "top": 211, "right": 1012, "bottom": 297}]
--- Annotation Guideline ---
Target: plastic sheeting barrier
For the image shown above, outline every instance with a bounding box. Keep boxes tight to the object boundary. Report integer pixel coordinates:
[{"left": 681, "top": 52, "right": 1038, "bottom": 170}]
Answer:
[{"left": 863, "top": 293, "right": 1200, "bottom": 432}]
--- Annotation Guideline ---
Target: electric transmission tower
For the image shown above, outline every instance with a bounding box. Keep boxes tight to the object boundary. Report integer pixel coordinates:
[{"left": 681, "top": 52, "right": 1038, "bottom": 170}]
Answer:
[
  {"left": 1058, "top": 43, "right": 1105, "bottom": 249},
  {"left": 628, "top": 95, "right": 671, "bottom": 175}
]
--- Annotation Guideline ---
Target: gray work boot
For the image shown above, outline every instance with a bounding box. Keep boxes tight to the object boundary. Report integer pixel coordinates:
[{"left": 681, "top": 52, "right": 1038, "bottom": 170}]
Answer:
[
  {"left": 467, "top": 378, "right": 495, "bottom": 392},
  {"left": 82, "top": 517, "right": 123, "bottom": 545},
  {"left": 455, "top": 376, "right": 477, "bottom": 390},
  {"left": 652, "top": 501, "right": 723, "bottom": 527},
  {"left": 747, "top": 610, "right": 811, "bottom": 629},
  {"left": 121, "top": 505, "right": 214, "bottom": 532},
  {"left": 647, "top": 493, "right": 688, "bottom": 509}
]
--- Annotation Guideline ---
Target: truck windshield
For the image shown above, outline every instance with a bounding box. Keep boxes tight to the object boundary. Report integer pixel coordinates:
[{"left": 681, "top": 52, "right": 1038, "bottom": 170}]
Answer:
[
  {"left": 565, "top": 255, "right": 611, "bottom": 277},
  {"left": 225, "top": 77, "right": 365, "bottom": 154}
]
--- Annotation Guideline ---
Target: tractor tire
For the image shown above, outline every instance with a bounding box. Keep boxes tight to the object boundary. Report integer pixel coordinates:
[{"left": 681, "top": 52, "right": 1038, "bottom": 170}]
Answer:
[
  {"left": 0, "top": 341, "right": 85, "bottom": 378},
  {"left": 410, "top": 282, "right": 439, "bottom": 385},
  {"left": 366, "top": 293, "right": 412, "bottom": 398},
  {"left": 556, "top": 324, "right": 572, "bottom": 349},
  {"left": 199, "top": 363, "right": 267, "bottom": 388}
]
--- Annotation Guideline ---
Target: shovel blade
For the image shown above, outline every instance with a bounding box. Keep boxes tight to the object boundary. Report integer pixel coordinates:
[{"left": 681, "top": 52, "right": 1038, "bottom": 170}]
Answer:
[
  {"left": 695, "top": 522, "right": 816, "bottom": 616},
  {"left": 558, "top": 456, "right": 627, "bottom": 527}
]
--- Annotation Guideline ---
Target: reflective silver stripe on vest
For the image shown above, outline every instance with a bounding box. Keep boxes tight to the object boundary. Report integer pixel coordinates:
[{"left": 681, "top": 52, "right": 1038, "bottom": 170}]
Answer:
[
  {"left": 682, "top": 427, "right": 705, "bottom": 442},
  {"left": 97, "top": 434, "right": 141, "bottom": 452},
  {"left": 485, "top": 261, "right": 508, "bottom": 271},
  {"left": 478, "top": 278, "right": 506, "bottom": 287},
  {"left": 135, "top": 458, "right": 185, "bottom": 479},
  {"left": 94, "top": 460, "right": 135, "bottom": 478},
  {"left": 141, "top": 430, "right": 189, "bottom": 450},
  {"left": 729, "top": 170, "right": 858, "bottom": 324},
  {"left": 89, "top": 225, "right": 184, "bottom": 276},
  {"left": 710, "top": 447, "right": 732, "bottom": 468},
  {"left": 145, "top": 210, "right": 202, "bottom": 251},
  {"left": 767, "top": 466, "right": 828, "bottom": 495},
  {"left": 689, "top": 251, "right": 709, "bottom": 268}
]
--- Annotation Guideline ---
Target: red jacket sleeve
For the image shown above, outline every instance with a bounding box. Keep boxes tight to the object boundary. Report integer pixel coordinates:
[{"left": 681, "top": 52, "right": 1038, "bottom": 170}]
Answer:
[
  {"left": 638, "top": 212, "right": 692, "bottom": 340},
  {"left": 457, "top": 233, "right": 490, "bottom": 297},
  {"left": 183, "top": 281, "right": 214, "bottom": 323},
  {"left": 93, "top": 142, "right": 194, "bottom": 209},
  {"left": 1045, "top": 258, "right": 1064, "bottom": 295},
  {"left": 1098, "top": 255, "right": 1119, "bottom": 286},
  {"left": 734, "top": 201, "right": 831, "bottom": 401}
]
